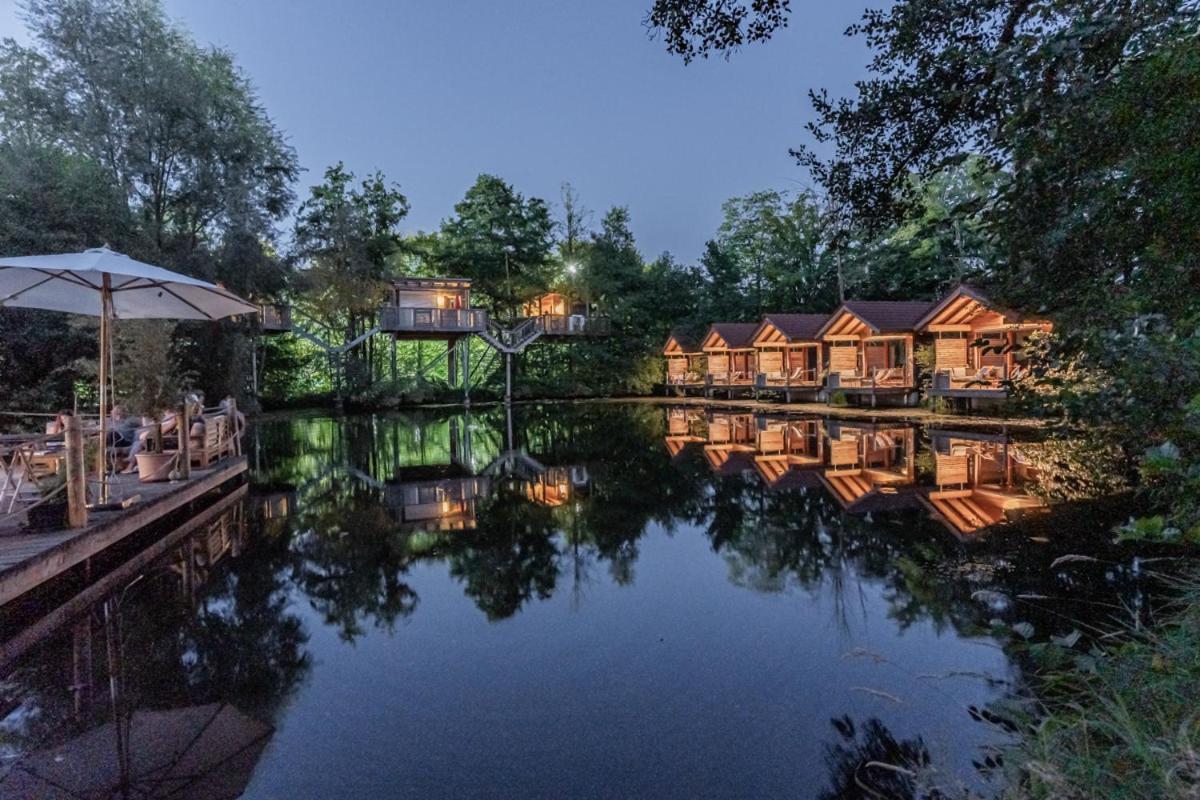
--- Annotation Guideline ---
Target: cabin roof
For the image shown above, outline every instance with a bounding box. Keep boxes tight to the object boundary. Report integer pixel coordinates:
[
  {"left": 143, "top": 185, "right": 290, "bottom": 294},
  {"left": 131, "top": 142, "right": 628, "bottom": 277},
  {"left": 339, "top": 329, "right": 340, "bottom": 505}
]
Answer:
[
  {"left": 664, "top": 328, "right": 702, "bottom": 355},
  {"left": 915, "top": 284, "right": 1048, "bottom": 330},
  {"left": 817, "top": 300, "right": 935, "bottom": 337},
  {"left": 393, "top": 277, "right": 472, "bottom": 290},
  {"left": 703, "top": 322, "right": 760, "bottom": 350},
  {"left": 753, "top": 313, "right": 828, "bottom": 345}
]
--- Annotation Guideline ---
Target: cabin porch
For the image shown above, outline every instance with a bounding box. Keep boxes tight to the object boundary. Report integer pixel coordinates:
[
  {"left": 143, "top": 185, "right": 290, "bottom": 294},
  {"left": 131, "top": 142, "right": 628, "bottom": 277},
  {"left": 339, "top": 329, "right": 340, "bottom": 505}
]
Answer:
[{"left": 824, "top": 335, "right": 919, "bottom": 407}]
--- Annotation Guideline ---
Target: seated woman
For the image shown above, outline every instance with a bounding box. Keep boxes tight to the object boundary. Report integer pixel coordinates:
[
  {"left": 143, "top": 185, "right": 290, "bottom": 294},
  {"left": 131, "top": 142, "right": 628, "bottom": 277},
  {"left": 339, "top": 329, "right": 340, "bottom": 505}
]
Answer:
[
  {"left": 121, "top": 409, "right": 181, "bottom": 473},
  {"left": 45, "top": 409, "right": 72, "bottom": 436}
]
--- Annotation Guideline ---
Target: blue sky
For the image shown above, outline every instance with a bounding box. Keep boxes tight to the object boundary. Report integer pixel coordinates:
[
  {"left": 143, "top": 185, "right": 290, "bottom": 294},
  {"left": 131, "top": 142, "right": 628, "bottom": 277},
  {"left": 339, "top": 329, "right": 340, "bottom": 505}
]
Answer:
[{"left": 0, "top": 0, "right": 873, "bottom": 262}]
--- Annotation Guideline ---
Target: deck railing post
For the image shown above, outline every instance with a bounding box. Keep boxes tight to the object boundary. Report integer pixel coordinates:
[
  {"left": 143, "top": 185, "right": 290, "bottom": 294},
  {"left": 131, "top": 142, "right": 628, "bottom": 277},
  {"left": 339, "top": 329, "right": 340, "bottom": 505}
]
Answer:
[
  {"left": 64, "top": 414, "right": 87, "bottom": 529},
  {"left": 178, "top": 399, "right": 191, "bottom": 480}
]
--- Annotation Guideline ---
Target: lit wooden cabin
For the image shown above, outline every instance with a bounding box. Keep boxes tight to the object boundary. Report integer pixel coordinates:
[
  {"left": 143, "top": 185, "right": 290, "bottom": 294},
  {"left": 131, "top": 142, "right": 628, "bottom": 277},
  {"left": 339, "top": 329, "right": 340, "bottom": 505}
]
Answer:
[
  {"left": 753, "top": 418, "right": 824, "bottom": 488},
  {"left": 751, "top": 314, "right": 827, "bottom": 401},
  {"left": 918, "top": 430, "right": 1047, "bottom": 538},
  {"left": 522, "top": 292, "right": 611, "bottom": 336},
  {"left": 817, "top": 301, "right": 935, "bottom": 407},
  {"left": 258, "top": 303, "right": 292, "bottom": 333},
  {"left": 663, "top": 330, "right": 706, "bottom": 393},
  {"left": 380, "top": 277, "right": 488, "bottom": 336},
  {"left": 701, "top": 323, "right": 760, "bottom": 397},
  {"left": 819, "top": 422, "right": 918, "bottom": 512},
  {"left": 916, "top": 286, "right": 1052, "bottom": 403}
]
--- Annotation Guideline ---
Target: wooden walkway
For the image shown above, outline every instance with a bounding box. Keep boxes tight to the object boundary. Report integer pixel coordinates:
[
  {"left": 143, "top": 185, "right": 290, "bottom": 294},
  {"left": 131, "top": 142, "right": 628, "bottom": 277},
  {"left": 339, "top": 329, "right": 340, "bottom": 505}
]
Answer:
[{"left": 0, "top": 457, "right": 247, "bottom": 607}]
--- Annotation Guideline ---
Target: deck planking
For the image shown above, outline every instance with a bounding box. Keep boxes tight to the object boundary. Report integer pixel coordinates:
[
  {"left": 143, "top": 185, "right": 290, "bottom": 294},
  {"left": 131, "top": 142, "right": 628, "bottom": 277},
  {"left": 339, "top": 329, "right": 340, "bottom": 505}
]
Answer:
[{"left": 0, "top": 457, "right": 246, "bottom": 607}]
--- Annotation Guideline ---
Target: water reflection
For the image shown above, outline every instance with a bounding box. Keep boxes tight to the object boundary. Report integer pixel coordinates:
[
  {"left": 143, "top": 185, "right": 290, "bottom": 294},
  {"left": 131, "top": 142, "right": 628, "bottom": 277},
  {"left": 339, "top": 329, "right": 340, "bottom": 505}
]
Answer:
[{"left": 0, "top": 403, "right": 1141, "bottom": 799}]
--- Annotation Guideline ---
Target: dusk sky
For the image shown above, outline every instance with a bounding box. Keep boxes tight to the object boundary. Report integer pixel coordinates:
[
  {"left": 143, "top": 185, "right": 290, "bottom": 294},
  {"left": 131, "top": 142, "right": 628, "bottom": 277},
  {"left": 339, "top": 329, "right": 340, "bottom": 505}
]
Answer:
[{"left": 0, "top": 0, "right": 873, "bottom": 262}]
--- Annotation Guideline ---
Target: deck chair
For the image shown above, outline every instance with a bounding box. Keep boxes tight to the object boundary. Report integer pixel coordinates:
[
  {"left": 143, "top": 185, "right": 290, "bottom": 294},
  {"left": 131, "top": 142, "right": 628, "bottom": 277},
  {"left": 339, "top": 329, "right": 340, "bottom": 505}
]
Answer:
[
  {"left": 873, "top": 367, "right": 901, "bottom": 386},
  {"left": 190, "top": 415, "right": 227, "bottom": 468},
  {"left": 787, "top": 366, "right": 808, "bottom": 383}
]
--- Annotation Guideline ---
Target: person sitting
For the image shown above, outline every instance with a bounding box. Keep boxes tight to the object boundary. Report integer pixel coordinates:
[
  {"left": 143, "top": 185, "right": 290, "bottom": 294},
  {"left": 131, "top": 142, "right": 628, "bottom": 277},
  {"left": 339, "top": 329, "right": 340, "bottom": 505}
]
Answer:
[
  {"left": 122, "top": 409, "right": 181, "bottom": 473},
  {"left": 45, "top": 409, "right": 71, "bottom": 436},
  {"left": 106, "top": 405, "right": 139, "bottom": 448}
]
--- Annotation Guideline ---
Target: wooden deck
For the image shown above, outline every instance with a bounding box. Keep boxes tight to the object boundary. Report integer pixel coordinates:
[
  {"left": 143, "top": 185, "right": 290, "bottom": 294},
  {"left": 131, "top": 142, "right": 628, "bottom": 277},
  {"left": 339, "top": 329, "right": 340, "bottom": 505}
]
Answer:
[{"left": 0, "top": 457, "right": 247, "bottom": 607}]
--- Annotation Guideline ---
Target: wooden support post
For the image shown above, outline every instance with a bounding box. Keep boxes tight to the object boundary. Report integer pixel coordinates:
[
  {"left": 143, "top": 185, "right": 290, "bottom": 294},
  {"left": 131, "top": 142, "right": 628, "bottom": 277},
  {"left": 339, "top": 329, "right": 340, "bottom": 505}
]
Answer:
[
  {"left": 462, "top": 336, "right": 471, "bottom": 406},
  {"left": 64, "top": 414, "right": 87, "bottom": 529},
  {"left": 178, "top": 400, "right": 191, "bottom": 480},
  {"left": 227, "top": 397, "right": 241, "bottom": 456},
  {"left": 390, "top": 335, "right": 397, "bottom": 381}
]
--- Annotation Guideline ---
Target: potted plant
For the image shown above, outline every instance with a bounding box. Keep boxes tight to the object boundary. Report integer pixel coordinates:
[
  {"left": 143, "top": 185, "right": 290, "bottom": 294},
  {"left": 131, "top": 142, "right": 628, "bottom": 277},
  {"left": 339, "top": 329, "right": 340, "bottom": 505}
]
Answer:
[{"left": 26, "top": 465, "right": 68, "bottom": 530}]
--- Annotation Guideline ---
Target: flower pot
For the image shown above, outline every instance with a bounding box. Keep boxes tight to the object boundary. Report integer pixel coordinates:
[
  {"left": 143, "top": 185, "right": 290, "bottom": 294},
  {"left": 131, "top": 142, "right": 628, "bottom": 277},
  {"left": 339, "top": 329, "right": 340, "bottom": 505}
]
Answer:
[
  {"left": 135, "top": 451, "right": 177, "bottom": 483},
  {"left": 26, "top": 500, "right": 67, "bottom": 531}
]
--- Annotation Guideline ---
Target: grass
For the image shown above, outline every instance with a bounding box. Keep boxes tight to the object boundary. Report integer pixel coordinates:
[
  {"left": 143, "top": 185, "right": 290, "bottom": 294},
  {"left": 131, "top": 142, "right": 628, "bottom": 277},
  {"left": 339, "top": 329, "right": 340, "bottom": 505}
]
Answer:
[{"left": 1001, "top": 572, "right": 1200, "bottom": 799}]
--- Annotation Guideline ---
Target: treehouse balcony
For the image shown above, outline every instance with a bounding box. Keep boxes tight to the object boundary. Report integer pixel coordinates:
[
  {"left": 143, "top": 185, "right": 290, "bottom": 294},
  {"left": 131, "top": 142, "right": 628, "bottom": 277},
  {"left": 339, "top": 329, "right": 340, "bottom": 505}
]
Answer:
[
  {"left": 521, "top": 293, "right": 611, "bottom": 337},
  {"left": 381, "top": 277, "right": 487, "bottom": 338},
  {"left": 258, "top": 303, "right": 291, "bottom": 333}
]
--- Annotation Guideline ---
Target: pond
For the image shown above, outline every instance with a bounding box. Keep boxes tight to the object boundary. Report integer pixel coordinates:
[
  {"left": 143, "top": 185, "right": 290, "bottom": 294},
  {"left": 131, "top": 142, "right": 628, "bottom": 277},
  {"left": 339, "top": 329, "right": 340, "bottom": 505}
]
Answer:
[{"left": 0, "top": 403, "right": 1152, "bottom": 798}]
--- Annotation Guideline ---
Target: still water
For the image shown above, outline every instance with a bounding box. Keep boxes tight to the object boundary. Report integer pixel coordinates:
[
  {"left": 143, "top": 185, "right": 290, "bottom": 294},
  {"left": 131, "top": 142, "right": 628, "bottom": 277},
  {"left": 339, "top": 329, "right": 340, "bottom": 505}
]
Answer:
[{"left": 0, "top": 404, "right": 1146, "bottom": 798}]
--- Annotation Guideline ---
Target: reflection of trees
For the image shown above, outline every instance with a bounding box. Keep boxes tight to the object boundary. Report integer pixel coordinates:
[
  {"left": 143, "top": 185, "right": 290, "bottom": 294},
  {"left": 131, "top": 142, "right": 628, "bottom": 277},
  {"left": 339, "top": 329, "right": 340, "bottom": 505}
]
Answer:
[
  {"left": 819, "top": 716, "right": 933, "bottom": 800},
  {"left": 442, "top": 490, "right": 561, "bottom": 621}
]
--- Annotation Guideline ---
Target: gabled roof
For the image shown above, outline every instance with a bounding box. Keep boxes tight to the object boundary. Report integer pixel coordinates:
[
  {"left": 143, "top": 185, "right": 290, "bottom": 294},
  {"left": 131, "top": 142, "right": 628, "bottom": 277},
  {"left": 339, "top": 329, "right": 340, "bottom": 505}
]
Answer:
[
  {"left": 702, "top": 322, "right": 760, "bottom": 350},
  {"left": 752, "top": 313, "right": 828, "bottom": 345},
  {"left": 915, "top": 285, "right": 1048, "bottom": 330},
  {"left": 663, "top": 328, "right": 702, "bottom": 355},
  {"left": 817, "top": 300, "right": 936, "bottom": 338}
]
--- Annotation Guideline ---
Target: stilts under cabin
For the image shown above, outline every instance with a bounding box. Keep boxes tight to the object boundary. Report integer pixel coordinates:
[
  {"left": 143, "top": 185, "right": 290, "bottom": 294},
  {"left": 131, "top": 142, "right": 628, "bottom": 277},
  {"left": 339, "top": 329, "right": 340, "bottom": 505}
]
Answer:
[
  {"left": 701, "top": 323, "right": 759, "bottom": 398},
  {"left": 817, "top": 300, "right": 934, "bottom": 407},
  {"left": 663, "top": 330, "right": 706, "bottom": 394},
  {"left": 916, "top": 285, "right": 1052, "bottom": 408},
  {"left": 751, "top": 314, "right": 827, "bottom": 401}
]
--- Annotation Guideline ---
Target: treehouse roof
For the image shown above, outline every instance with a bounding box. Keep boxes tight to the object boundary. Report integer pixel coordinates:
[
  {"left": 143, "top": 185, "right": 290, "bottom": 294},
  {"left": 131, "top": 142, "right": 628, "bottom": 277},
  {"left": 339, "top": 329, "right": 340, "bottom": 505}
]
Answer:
[
  {"left": 817, "top": 300, "right": 936, "bottom": 338},
  {"left": 702, "top": 323, "right": 759, "bottom": 351},
  {"left": 392, "top": 277, "right": 472, "bottom": 290},
  {"left": 915, "top": 285, "right": 1050, "bottom": 331},
  {"left": 663, "top": 329, "right": 702, "bottom": 355},
  {"left": 752, "top": 313, "right": 828, "bottom": 346}
]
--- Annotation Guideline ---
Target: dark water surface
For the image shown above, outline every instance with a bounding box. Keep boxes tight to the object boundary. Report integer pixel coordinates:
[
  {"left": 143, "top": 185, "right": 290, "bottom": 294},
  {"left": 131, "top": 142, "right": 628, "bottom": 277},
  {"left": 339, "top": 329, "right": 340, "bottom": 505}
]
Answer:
[{"left": 0, "top": 404, "right": 1149, "bottom": 798}]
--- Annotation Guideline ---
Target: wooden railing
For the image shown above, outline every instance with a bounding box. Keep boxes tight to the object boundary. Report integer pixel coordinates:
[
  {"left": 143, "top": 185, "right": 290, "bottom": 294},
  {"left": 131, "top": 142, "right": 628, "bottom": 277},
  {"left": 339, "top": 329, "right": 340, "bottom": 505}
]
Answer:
[
  {"left": 531, "top": 314, "right": 612, "bottom": 336},
  {"left": 379, "top": 306, "right": 488, "bottom": 333}
]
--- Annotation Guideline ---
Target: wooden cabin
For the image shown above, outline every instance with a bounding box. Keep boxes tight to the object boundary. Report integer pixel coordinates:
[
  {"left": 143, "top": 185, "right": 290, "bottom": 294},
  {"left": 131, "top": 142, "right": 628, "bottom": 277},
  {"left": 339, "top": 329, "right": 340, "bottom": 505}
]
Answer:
[
  {"left": 664, "top": 407, "right": 706, "bottom": 459},
  {"left": 751, "top": 314, "right": 828, "bottom": 401},
  {"left": 258, "top": 303, "right": 292, "bottom": 333},
  {"left": 702, "top": 412, "right": 757, "bottom": 473},
  {"left": 380, "top": 277, "right": 488, "bottom": 336},
  {"left": 817, "top": 301, "right": 935, "bottom": 407},
  {"left": 701, "top": 323, "right": 760, "bottom": 397},
  {"left": 917, "top": 430, "right": 1047, "bottom": 538},
  {"left": 663, "top": 330, "right": 706, "bottom": 393},
  {"left": 819, "top": 422, "right": 918, "bottom": 512},
  {"left": 522, "top": 292, "right": 611, "bottom": 336},
  {"left": 916, "top": 286, "right": 1052, "bottom": 404}
]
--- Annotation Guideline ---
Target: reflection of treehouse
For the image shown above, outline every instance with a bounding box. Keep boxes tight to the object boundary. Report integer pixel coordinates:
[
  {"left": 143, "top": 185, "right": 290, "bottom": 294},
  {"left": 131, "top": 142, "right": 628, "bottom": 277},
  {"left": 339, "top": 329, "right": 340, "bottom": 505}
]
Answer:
[
  {"left": 523, "top": 465, "right": 589, "bottom": 507},
  {"left": 819, "top": 422, "right": 918, "bottom": 512},
  {"left": 753, "top": 418, "right": 824, "bottom": 488},
  {"left": 918, "top": 430, "right": 1047, "bottom": 537},
  {"left": 386, "top": 469, "right": 491, "bottom": 532}
]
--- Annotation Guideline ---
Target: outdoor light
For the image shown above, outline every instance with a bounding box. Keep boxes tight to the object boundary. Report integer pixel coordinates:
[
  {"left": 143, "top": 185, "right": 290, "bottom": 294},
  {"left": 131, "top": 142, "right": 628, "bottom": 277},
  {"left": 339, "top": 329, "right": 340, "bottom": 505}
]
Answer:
[{"left": 565, "top": 261, "right": 578, "bottom": 275}]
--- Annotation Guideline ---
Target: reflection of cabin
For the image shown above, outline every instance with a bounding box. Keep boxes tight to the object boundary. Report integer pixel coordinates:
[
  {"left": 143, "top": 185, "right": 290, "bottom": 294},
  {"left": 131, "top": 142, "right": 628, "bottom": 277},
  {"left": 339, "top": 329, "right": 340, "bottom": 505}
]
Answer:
[
  {"left": 664, "top": 407, "right": 706, "bottom": 458},
  {"left": 521, "top": 292, "right": 611, "bottom": 336},
  {"left": 752, "top": 314, "right": 827, "bottom": 401},
  {"left": 702, "top": 323, "right": 760, "bottom": 397},
  {"left": 916, "top": 286, "right": 1052, "bottom": 405},
  {"left": 817, "top": 301, "right": 934, "bottom": 407},
  {"left": 753, "top": 418, "right": 825, "bottom": 488},
  {"left": 702, "top": 412, "right": 758, "bottom": 473},
  {"left": 819, "top": 422, "right": 918, "bottom": 511},
  {"left": 386, "top": 474, "right": 491, "bottom": 532},
  {"left": 259, "top": 303, "right": 292, "bottom": 333},
  {"left": 918, "top": 430, "right": 1047, "bottom": 537},
  {"left": 380, "top": 277, "right": 488, "bottom": 336},
  {"left": 663, "top": 330, "right": 706, "bottom": 393}
]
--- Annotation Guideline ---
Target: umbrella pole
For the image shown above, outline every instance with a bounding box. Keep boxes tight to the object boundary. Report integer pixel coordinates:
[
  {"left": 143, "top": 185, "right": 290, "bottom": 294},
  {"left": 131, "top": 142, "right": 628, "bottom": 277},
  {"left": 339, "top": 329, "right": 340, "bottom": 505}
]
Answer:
[{"left": 98, "top": 275, "right": 111, "bottom": 503}]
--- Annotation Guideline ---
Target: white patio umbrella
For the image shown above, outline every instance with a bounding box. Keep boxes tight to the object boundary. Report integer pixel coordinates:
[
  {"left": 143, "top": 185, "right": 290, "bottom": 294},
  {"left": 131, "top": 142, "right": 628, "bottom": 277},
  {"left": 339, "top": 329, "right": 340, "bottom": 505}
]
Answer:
[{"left": 0, "top": 246, "right": 258, "bottom": 497}]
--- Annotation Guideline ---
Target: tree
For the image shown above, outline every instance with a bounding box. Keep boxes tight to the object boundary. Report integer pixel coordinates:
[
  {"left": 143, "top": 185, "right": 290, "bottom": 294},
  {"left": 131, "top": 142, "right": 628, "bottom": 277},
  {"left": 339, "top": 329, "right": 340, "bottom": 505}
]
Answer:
[
  {"left": 434, "top": 174, "right": 555, "bottom": 320},
  {"left": 292, "top": 163, "right": 410, "bottom": 389},
  {"left": 645, "top": 0, "right": 791, "bottom": 63}
]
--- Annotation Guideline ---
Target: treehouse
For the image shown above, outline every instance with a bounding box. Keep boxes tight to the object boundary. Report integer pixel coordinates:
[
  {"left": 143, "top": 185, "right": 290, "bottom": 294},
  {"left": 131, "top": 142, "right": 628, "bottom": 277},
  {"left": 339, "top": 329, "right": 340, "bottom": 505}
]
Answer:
[
  {"left": 379, "top": 277, "right": 488, "bottom": 337},
  {"left": 663, "top": 330, "right": 706, "bottom": 393},
  {"left": 751, "top": 314, "right": 828, "bottom": 401},
  {"left": 916, "top": 286, "right": 1052, "bottom": 404},
  {"left": 386, "top": 473, "right": 491, "bottom": 532},
  {"left": 258, "top": 303, "right": 292, "bottom": 333},
  {"left": 701, "top": 323, "right": 760, "bottom": 397},
  {"left": 918, "top": 430, "right": 1047, "bottom": 538},
  {"left": 753, "top": 418, "right": 825, "bottom": 488},
  {"left": 521, "top": 291, "right": 611, "bottom": 336},
  {"left": 524, "top": 465, "right": 590, "bottom": 506},
  {"left": 819, "top": 422, "right": 918, "bottom": 512},
  {"left": 817, "top": 301, "right": 935, "bottom": 407}
]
